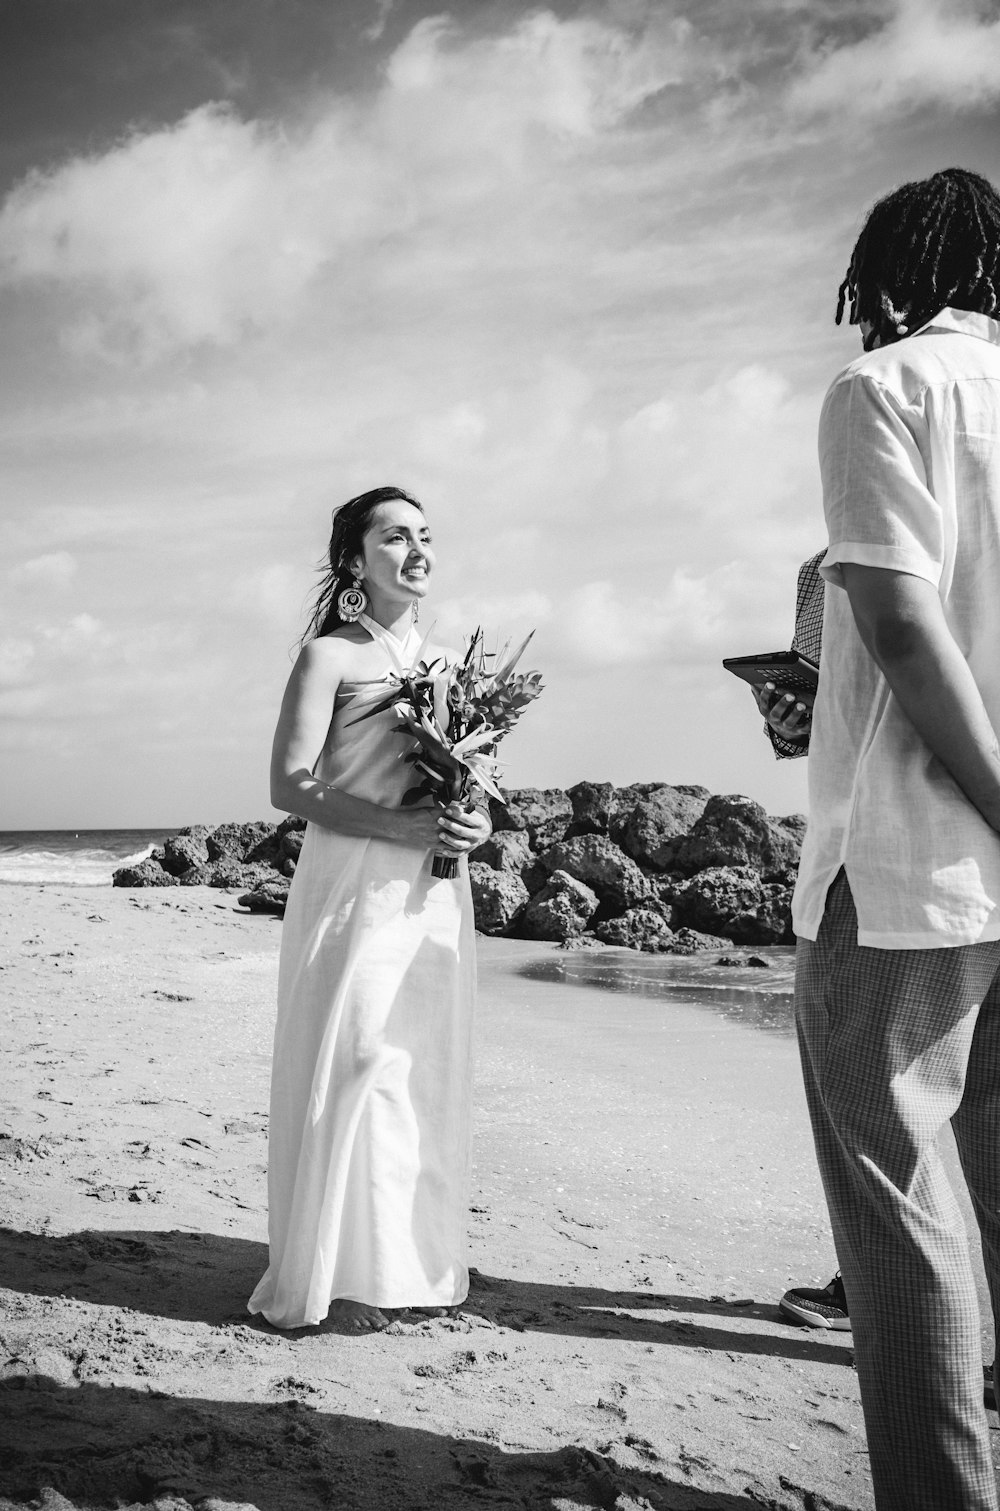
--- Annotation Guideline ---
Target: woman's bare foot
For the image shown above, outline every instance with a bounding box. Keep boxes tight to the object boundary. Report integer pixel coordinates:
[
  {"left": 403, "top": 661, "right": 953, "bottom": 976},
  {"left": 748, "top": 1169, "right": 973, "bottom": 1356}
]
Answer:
[{"left": 329, "top": 1299, "right": 389, "bottom": 1332}]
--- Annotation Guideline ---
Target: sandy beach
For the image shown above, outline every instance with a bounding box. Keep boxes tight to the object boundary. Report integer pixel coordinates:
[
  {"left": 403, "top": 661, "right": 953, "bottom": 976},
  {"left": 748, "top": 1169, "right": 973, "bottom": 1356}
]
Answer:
[{"left": 1, "top": 883, "right": 996, "bottom": 1511}]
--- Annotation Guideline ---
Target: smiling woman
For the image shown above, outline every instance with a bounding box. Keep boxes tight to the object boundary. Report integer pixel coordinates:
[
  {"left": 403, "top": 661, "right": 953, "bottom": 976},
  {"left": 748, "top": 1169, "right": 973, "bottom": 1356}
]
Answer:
[{"left": 248, "top": 485, "right": 492, "bottom": 1333}]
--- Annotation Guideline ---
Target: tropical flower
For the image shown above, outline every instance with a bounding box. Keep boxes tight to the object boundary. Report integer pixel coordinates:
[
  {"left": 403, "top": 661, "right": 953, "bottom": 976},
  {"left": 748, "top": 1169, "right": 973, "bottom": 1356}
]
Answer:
[{"left": 353, "top": 626, "right": 544, "bottom": 876}]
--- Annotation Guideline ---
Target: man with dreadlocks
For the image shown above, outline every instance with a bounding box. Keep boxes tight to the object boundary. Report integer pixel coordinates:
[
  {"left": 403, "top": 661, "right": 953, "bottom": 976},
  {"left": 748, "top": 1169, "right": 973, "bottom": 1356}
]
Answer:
[{"left": 791, "top": 166, "right": 1000, "bottom": 1511}]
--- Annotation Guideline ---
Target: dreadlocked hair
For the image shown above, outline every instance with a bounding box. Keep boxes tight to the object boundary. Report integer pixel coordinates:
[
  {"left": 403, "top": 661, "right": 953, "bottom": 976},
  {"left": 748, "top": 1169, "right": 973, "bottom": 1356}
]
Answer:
[
  {"left": 836, "top": 167, "right": 1000, "bottom": 348},
  {"left": 301, "top": 485, "right": 423, "bottom": 644}
]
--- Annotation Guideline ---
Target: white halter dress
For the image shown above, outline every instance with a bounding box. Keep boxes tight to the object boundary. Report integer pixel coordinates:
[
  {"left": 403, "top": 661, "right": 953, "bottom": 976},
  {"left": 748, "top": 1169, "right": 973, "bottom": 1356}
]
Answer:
[{"left": 248, "top": 616, "right": 477, "bottom": 1328}]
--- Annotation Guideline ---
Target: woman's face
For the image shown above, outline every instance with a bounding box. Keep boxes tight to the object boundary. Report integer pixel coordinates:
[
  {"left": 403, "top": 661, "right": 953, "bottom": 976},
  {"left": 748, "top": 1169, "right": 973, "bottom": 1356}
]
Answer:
[{"left": 355, "top": 499, "right": 434, "bottom": 608}]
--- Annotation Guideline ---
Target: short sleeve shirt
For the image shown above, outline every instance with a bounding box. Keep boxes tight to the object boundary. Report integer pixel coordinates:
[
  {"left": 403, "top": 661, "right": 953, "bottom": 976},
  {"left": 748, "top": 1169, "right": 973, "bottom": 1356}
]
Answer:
[{"left": 792, "top": 307, "right": 1000, "bottom": 948}]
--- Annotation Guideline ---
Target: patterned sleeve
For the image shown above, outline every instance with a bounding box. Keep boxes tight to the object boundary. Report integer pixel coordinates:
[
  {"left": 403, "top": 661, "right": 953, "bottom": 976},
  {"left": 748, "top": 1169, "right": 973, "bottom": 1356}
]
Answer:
[{"left": 766, "top": 550, "right": 824, "bottom": 760}]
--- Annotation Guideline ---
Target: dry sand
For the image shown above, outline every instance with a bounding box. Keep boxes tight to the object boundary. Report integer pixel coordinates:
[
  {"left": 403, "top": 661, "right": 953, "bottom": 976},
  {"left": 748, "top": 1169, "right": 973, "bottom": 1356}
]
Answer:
[{"left": 0, "top": 883, "right": 995, "bottom": 1511}]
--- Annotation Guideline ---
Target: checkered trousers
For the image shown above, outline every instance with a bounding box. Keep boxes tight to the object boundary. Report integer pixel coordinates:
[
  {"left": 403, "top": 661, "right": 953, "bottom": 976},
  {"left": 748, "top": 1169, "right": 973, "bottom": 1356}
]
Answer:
[{"left": 796, "top": 870, "right": 1000, "bottom": 1511}]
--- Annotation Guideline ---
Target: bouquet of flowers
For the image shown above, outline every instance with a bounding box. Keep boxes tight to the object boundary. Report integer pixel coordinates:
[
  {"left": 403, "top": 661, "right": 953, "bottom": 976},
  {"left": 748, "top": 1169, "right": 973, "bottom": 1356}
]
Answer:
[{"left": 356, "top": 627, "right": 544, "bottom": 879}]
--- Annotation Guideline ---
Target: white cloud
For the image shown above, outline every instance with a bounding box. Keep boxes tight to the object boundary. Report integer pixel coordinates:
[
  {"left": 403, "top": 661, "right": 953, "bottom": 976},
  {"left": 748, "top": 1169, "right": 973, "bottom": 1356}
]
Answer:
[
  {"left": 0, "top": 10, "right": 697, "bottom": 361},
  {"left": 3, "top": 1, "right": 992, "bottom": 824},
  {"left": 0, "top": 101, "right": 382, "bottom": 356},
  {"left": 9, "top": 550, "right": 78, "bottom": 589},
  {"left": 789, "top": 0, "right": 1000, "bottom": 118},
  {"left": 560, "top": 567, "right": 737, "bottom": 668},
  {"left": 364, "top": 0, "right": 395, "bottom": 45},
  {"left": 225, "top": 563, "right": 310, "bottom": 628},
  {"left": 385, "top": 10, "right": 688, "bottom": 138},
  {"left": 0, "top": 637, "right": 35, "bottom": 688},
  {"left": 431, "top": 591, "right": 553, "bottom": 650}
]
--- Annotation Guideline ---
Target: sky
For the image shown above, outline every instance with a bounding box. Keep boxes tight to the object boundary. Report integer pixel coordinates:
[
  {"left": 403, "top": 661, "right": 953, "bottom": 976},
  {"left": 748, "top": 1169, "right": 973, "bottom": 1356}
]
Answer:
[{"left": 2, "top": 0, "right": 1000, "bottom": 830}]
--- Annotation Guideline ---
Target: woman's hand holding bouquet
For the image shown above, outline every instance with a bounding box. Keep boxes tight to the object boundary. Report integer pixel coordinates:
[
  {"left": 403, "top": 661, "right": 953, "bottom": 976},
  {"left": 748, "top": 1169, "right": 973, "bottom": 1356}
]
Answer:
[{"left": 357, "top": 628, "right": 545, "bottom": 878}]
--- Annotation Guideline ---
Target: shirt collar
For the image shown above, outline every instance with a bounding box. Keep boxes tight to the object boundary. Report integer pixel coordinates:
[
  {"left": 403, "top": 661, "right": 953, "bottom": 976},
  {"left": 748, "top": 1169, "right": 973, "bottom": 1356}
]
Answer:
[{"left": 913, "top": 306, "right": 1000, "bottom": 345}]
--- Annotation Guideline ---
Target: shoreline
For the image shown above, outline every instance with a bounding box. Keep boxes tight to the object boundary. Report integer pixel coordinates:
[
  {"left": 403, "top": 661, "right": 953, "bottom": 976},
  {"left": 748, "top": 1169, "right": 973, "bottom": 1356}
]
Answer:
[{"left": 0, "top": 883, "right": 992, "bottom": 1509}]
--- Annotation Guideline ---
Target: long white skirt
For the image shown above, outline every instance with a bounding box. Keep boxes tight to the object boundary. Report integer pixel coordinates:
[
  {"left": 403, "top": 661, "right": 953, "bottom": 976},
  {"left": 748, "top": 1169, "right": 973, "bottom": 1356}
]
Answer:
[{"left": 247, "top": 822, "right": 476, "bottom": 1328}]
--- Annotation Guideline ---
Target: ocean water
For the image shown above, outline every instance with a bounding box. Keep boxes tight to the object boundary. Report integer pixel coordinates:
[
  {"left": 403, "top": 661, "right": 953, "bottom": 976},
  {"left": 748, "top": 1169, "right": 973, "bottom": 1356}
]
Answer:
[{"left": 0, "top": 829, "right": 175, "bottom": 887}]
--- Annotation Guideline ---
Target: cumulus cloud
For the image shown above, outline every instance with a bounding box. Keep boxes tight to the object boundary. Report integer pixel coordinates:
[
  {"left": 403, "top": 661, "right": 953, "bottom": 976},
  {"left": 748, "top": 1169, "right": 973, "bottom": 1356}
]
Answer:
[
  {"left": 0, "top": 9, "right": 696, "bottom": 360},
  {"left": 363, "top": 0, "right": 395, "bottom": 45},
  {"left": 561, "top": 567, "right": 738, "bottom": 668},
  {"left": 9, "top": 551, "right": 78, "bottom": 589},
  {"left": 789, "top": 0, "right": 1000, "bottom": 118},
  {"left": 0, "top": 613, "right": 113, "bottom": 718},
  {"left": 0, "top": 102, "right": 386, "bottom": 355},
  {"left": 8, "top": 0, "right": 989, "bottom": 820},
  {"left": 384, "top": 10, "right": 690, "bottom": 137},
  {"left": 431, "top": 591, "right": 553, "bottom": 650}
]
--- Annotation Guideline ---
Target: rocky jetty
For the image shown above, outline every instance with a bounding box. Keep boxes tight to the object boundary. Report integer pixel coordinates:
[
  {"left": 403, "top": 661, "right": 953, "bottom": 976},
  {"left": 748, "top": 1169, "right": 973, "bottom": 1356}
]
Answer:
[
  {"left": 113, "top": 819, "right": 305, "bottom": 915},
  {"left": 114, "top": 782, "right": 804, "bottom": 950}
]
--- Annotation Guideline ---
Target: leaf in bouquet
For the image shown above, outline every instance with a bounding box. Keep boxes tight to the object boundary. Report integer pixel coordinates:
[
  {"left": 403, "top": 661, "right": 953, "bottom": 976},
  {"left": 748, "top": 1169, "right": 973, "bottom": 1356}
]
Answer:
[
  {"left": 461, "top": 628, "right": 482, "bottom": 672},
  {"left": 400, "top": 778, "right": 440, "bottom": 806},
  {"left": 409, "top": 621, "right": 440, "bottom": 672},
  {"left": 491, "top": 631, "right": 536, "bottom": 687},
  {"left": 407, "top": 720, "right": 466, "bottom": 777},
  {"left": 344, "top": 687, "right": 406, "bottom": 726},
  {"left": 452, "top": 724, "right": 502, "bottom": 757},
  {"left": 462, "top": 754, "right": 507, "bottom": 804}
]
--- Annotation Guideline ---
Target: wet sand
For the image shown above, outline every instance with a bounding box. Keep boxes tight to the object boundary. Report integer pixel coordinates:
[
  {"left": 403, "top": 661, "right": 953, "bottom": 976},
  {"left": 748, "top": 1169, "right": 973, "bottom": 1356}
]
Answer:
[{"left": 0, "top": 883, "right": 995, "bottom": 1510}]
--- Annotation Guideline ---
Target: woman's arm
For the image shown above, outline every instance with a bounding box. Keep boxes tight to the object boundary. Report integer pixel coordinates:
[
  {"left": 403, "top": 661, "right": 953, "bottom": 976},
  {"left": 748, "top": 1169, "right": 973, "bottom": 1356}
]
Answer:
[{"left": 270, "top": 640, "right": 443, "bottom": 849}]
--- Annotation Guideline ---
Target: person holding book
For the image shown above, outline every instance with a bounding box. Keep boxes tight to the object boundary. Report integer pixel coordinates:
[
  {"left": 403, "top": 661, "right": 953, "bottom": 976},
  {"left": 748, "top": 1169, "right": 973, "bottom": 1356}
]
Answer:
[{"left": 792, "top": 167, "right": 1000, "bottom": 1510}]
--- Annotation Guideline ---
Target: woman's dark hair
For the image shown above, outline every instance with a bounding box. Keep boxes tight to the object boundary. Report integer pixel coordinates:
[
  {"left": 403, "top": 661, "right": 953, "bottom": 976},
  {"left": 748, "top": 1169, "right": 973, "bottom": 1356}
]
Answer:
[
  {"left": 836, "top": 167, "right": 1000, "bottom": 348},
  {"left": 302, "top": 486, "right": 423, "bottom": 642}
]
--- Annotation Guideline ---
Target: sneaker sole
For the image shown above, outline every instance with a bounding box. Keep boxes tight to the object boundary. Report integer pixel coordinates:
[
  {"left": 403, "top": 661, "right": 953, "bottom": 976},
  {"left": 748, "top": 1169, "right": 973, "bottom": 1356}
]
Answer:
[{"left": 778, "top": 1296, "right": 852, "bottom": 1330}]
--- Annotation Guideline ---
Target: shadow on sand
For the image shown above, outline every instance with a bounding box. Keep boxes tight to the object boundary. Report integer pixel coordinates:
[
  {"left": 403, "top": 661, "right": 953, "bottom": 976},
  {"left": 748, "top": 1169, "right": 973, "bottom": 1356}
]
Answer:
[
  {"left": 0, "top": 1373, "right": 828, "bottom": 1511},
  {"left": 0, "top": 1224, "right": 851, "bottom": 1368}
]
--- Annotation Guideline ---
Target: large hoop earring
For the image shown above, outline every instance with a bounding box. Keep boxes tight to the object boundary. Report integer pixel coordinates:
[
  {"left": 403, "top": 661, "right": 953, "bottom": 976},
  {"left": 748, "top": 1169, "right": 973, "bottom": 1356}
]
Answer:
[{"left": 337, "top": 575, "right": 368, "bottom": 623}]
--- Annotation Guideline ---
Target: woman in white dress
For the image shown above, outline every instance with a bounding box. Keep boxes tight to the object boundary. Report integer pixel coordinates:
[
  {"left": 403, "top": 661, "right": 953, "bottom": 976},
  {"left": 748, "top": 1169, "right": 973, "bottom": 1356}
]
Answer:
[{"left": 248, "top": 486, "right": 491, "bottom": 1333}]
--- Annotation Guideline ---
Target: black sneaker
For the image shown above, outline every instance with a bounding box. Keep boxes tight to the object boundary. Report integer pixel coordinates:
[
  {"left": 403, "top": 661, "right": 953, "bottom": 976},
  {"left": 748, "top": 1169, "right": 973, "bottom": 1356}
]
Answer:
[{"left": 779, "top": 1272, "right": 850, "bottom": 1330}]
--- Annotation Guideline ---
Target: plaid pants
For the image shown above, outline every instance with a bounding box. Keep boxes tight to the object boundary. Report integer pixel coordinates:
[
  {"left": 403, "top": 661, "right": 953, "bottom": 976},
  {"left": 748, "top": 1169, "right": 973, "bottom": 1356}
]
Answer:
[{"left": 796, "top": 871, "right": 1000, "bottom": 1511}]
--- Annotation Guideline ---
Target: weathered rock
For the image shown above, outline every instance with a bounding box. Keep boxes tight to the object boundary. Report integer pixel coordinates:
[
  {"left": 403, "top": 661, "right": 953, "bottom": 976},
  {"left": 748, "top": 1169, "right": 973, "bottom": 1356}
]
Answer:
[
  {"left": 280, "top": 828, "right": 305, "bottom": 862},
  {"left": 566, "top": 780, "right": 616, "bottom": 837},
  {"left": 664, "top": 926, "right": 733, "bottom": 954},
  {"left": 178, "top": 823, "right": 211, "bottom": 840},
  {"left": 612, "top": 783, "right": 711, "bottom": 871},
  {"left": 767, "top": 814, "right": 808, "bottom": 883},
  {"left": 672, "top": 865, "right": 767, "bottom": 939},
  {"left": 160, "top": 832, "right": 210, "bottom": 876},
  {"left": 178, "top": 864, "right": 215, "bottom": 887},
  {"left": 593, "top": 906, "right": 674, "bottom": 952},
  {"left": 469, "top": 862, "right": 529, "bottom": 935},
  {"left": 519, "top": 870, "right": 598, "bottom": 942},
  {"left": 727, "top": 882, "right": 795, "bottom": 945},
  {"left": 112, "top": 858, "right": 179, "bottom": 887},
  {"left": 282, "top": 857, "right": 297, "bottom": 878},
  {"left": 206, "top": 821, "right": 280, "bottom": 864},
  {"left": 670, "top": 794, "right": 803, "bottom": 880},
  {"left": 644, "top": 875, "right": 681, "bottom": 917},
  {"left": 475, "top": 829, "right": 535, "bottom": 877},
  {"left": 238, "top": 879, "right": 290, "bottom": 915},
  {"left": 208, "top": 859, "right": 277, "bottom": 891},
  {"left": 491, "top": 787, "right": 572, "bottom": 850},
  {"left": 538, "top": 834, "right": 649, "bottom": 913},
  {"left": 670, "top": 864, "right": 797, "bottom": 942}
]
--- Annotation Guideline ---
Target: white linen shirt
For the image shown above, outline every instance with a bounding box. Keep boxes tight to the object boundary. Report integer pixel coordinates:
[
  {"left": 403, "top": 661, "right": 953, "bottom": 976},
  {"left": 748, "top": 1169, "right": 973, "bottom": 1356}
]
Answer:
[{"left": 792, "top": 307, "right": 1000, "bottom": 949}]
